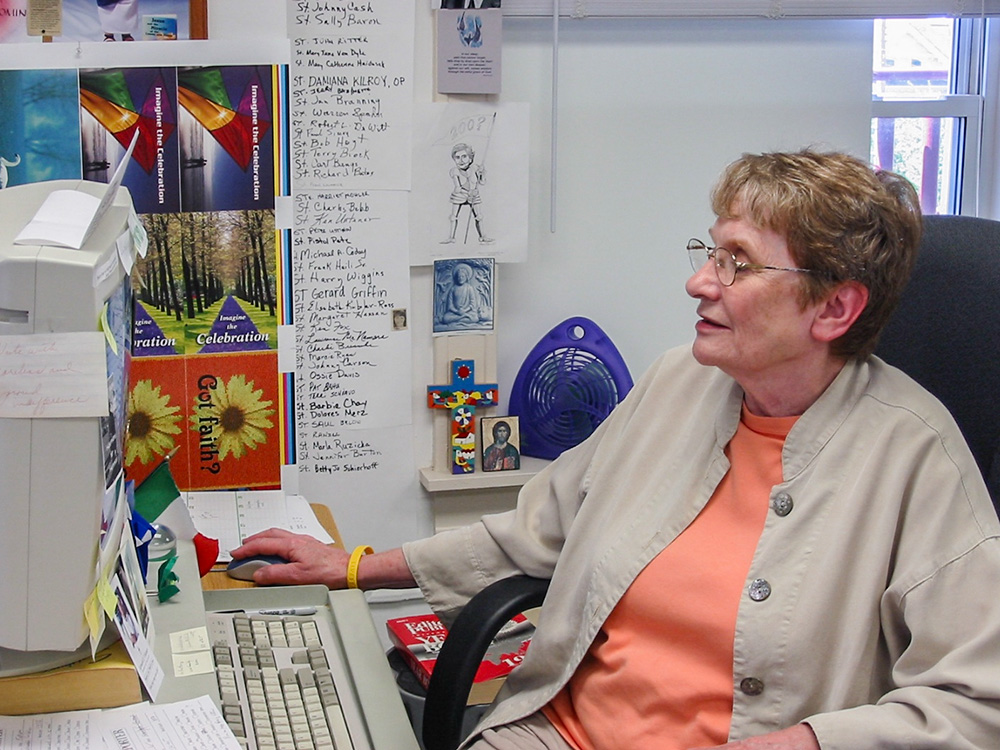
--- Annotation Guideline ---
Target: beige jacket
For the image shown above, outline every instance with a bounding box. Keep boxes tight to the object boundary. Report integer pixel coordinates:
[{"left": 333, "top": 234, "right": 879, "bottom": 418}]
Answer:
[{"left": 404, "top": 346, "right": 1000, "bottom": 749}]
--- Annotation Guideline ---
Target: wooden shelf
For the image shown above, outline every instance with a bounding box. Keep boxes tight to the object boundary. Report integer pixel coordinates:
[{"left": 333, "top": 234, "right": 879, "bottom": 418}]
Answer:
[{"left": 419, "top": 456, "right": 549, "bottom": 493}]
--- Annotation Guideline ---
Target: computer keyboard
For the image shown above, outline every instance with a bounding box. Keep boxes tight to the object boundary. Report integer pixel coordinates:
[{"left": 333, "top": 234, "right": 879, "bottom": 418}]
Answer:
[
  {"left": 208, "top": 609, "right": 355, "bottom": 749},
  {"left": 201, "top": 586, "right": 420, "bottom": 750}
]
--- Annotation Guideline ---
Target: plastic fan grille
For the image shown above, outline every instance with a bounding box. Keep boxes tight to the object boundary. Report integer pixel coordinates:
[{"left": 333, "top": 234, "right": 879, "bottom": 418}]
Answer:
[
  {"left": 510, "top": 317, "right": 632, "bottom": 460},
  {"left": 522, "top": 348, "right": 619, "bottom": 450}
]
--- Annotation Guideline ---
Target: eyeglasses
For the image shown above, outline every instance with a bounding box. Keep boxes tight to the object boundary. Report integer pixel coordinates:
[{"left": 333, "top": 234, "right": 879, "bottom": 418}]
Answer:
[{"left": 687, "top": 238, "right": 817, "bottom": 287}]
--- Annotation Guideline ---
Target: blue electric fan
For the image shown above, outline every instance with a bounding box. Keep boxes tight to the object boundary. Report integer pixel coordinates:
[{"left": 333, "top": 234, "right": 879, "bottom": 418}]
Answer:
[{"left": 509, "top": 317, "right": 633, "bottom": 460}]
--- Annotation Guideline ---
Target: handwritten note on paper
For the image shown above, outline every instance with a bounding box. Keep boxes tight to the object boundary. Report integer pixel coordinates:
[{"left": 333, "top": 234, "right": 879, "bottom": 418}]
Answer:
[
  {"left": 169, "top": 626, "right": 212, "bottom": 653},
  {"left": 0, "top": 696, "right": 239, "bottom": 750},
  {"left": 172, "top": 650, "right": 215, "bottom": 677},
  {"left": 0, "top": 712, "right": 91, "bottom": 750},
  {"left": 288, "top": 0, "right": 415, "bottom": 190},
  {"left": 291, "top": 189, "right": 411, "bottom": 476},
  {"left": 0, "top": 332, "right": 109, "bottom": 418},
  {"left": 96, "top": 695, "right": 242, "bottom": 750}
]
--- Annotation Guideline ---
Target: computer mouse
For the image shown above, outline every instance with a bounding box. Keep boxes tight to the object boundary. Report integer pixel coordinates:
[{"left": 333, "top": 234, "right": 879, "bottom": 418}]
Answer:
[{"left": 226, "top": 554, "right": 290, "bottom": 581}]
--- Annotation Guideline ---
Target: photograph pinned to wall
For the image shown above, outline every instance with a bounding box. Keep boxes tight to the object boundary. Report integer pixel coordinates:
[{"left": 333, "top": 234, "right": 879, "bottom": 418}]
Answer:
[
  {"left": 481, "top": 415, "right": 520, "bottom": 472},
  {"left": 80, "top": 67, "right": 181, "bottom": 214},
  {"left": 0, "top": 69, "right": 82, "bottom": 188},
  {"left": 411, "top": 100, "right": 528, "bottom": 264},
  {"left": 0, "top": 0, "right": 191, "bottom": 43},
  {"left": 433, "top": 257, "right": 494, "bottom": 334},
  {"left": 177, "top": 65, "right": 275, "bottom": 213},
  {"left": 392, "top": 308, "right": 409, "bottom": 331},
  {"left": 124, "top": 354, "right": 185, "bottom": 488}
]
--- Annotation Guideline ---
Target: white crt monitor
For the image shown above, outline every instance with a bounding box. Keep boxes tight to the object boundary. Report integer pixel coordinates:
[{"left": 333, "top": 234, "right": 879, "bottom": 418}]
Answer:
[{"left": 0, "top": 179, "right": 133, "bottom": 676}]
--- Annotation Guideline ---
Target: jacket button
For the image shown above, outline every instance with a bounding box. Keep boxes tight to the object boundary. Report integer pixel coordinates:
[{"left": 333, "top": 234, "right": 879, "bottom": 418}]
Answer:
[
  {"left": 771, "top": 492, "right": 794, "bottom": 516},
  {"left": 740, "top": 677, "right": 765, "bottom": 696},
  {"left": 748, "top": 578, "right": 771, "bottom": 601}
]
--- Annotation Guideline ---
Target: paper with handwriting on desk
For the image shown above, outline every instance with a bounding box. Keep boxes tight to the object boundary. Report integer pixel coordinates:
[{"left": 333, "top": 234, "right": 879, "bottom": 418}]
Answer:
[
  {"left": 183, "top": 491, "right": 334, "bottom": 562},
  {"left": 0, "top": 695, "right": 240, "bottom": 750},
  {"left": 0, "top": 332, "right": 109, "bottom": 418}
]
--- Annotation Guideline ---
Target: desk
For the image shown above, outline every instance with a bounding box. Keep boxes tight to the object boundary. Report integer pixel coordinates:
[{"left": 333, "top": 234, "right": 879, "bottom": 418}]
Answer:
[{"left": 201, "top": 503, "right": 345, "bottom": 591}]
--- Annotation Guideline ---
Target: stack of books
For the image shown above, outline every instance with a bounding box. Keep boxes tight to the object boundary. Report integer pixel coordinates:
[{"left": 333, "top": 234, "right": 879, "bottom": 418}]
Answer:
[
  {"left": 386, "top": 612, "right": 533, "bottom": 705},
  {"left": 0, "top": 640, "right": 141, "bottom": 715}
]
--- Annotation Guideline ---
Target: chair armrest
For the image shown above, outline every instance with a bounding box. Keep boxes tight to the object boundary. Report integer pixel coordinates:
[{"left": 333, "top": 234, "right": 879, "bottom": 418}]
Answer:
[{"left": 422, "top": 576, "right": 550, "bottom": 750}]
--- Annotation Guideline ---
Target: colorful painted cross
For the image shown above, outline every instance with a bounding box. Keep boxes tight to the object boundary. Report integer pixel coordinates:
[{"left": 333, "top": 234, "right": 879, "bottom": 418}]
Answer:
[{"left": 427, "top": 359, "right": 499, "bottom": 474}]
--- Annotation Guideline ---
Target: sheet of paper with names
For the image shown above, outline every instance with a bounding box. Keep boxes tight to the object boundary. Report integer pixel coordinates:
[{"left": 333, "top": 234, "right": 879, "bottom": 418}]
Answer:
[
  {"left": 183, "top": 491, "right": 335, "bottom": 562},
  {"left": 0, "top": 695, "right": 240, "bottom": 750}
]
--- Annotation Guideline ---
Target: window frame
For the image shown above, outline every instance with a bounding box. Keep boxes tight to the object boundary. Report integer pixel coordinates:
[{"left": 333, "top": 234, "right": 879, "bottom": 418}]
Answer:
[
  {"left": 871, "top": 17, "right": 990, "bottom": 216},
  {"left": 871, "top": 95, "right": 982, "bottom": 214}
]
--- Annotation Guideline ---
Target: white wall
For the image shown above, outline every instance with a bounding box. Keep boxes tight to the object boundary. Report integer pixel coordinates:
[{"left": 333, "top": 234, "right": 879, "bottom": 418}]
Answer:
[{"left": 496, "top": 18, "right": 873, "bottom": 386}]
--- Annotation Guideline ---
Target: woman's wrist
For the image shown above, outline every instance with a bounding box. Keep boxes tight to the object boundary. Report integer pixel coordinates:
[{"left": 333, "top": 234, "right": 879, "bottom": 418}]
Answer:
[{"left": 350, "top": 547, "right": 417, "bottom": 590}]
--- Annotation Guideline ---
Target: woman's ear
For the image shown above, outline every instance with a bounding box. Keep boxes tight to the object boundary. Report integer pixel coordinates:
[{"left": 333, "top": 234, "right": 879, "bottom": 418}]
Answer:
[{"left": 812, "top": 281, "right": 869, "bottom": 344}]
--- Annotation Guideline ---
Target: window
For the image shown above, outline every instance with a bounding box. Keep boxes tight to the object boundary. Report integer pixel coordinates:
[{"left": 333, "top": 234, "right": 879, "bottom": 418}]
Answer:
[{"left": 871, "top": 18, "right": 987, "bottom": 215}]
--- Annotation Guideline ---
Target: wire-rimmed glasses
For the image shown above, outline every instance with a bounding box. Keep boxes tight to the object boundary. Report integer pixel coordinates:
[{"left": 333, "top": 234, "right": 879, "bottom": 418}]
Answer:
[{"left": 687, "top": 238, "right": 817, "bottom": 287}]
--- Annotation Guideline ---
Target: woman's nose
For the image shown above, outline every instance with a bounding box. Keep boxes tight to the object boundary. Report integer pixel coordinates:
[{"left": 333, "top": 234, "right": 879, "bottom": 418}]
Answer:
[{"left": 685, "top": 257, "right": 719, "bottom": 299}]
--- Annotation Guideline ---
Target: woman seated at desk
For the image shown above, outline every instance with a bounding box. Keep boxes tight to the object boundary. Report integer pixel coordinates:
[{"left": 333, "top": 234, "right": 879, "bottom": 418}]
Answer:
[{"left": 233, "top": 150, "right": 1000, "bottom": 750}]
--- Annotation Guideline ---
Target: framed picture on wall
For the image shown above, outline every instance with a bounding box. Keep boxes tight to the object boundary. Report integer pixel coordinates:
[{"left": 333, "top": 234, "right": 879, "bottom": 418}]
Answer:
[{"left": 481, "top": 416, "right": 520, "bottom": 472}]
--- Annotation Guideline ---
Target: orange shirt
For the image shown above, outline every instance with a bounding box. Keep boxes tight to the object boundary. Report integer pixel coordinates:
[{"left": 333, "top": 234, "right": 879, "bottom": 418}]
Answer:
[{"left": 543, "top": 407, "right": 796, "bottom": 749}]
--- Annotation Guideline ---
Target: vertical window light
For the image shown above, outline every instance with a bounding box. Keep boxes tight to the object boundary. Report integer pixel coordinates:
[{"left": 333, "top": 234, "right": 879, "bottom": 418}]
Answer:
[{"left": 870, "top": 18, "right": 980, "bottom": 216}]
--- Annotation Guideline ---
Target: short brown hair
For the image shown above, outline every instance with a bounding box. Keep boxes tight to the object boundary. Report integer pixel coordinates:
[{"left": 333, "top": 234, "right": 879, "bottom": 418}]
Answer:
[{"left": 711, "top": 149, "right": 922, "bottom": 359}]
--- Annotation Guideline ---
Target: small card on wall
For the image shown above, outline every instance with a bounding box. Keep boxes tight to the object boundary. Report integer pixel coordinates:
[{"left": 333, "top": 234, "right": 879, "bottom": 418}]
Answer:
[{"left": 437, "top": 7, "right": 502, "bottom": 95}]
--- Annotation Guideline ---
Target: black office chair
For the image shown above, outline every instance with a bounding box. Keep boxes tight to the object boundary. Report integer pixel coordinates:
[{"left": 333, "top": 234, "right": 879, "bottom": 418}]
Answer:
[
  {"left": 422, "top": 576, "right": 548, "bottom": 750},
  {"left": 420, "top": 214, "right": 1000, "bottom": 750},
  {"left": 875, "top": 213, "right": 1000, "bottom": 511}
]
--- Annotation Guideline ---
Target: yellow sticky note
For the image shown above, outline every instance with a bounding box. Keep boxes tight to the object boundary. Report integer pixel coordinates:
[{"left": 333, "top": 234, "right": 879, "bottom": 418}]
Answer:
[
  {"left": 170, "top": 626, "right": 211, "bottom": 653},
  {"left": 84, "top": 587, "right": 105, "bottom": 658},
  {"left": 97, "top": 575, "right": 118, "bottom": 618},
  {"left": 99, "top": 302, "right": 118, "bottom": 356},
  {"left": 84, "top": 588, "right": 103, "bottom": 639}
]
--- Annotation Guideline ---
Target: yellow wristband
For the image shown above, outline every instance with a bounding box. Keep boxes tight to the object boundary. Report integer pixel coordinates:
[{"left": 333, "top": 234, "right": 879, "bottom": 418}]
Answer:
[{"left": 346, "top": 545, "right": 374, "bottom": 589}]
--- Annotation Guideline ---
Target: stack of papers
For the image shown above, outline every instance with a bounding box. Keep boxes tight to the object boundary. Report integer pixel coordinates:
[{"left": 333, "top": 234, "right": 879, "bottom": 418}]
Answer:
[{"left": 0, "top": 695, "right": 240, "bottom": 749}]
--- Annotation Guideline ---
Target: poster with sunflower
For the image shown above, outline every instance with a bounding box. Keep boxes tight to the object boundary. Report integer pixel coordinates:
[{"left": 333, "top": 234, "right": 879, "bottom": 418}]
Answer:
[{"left": 126, "top": 352, "right": 280, "bottom": 490}]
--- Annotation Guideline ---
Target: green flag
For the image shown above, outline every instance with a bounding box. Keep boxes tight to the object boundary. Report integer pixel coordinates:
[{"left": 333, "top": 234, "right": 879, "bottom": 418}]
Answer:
[{"left": 133, "top": 459, "right": 180, "bottom": 522}]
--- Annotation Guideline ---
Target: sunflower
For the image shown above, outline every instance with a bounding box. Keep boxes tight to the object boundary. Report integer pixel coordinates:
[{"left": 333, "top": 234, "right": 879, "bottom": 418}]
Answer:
[
  {"left": 192, "top": 374, "right": 275, "bottom": 461},
  {"left": 126, "top": 379, "right": 182, "bottom": 465}
]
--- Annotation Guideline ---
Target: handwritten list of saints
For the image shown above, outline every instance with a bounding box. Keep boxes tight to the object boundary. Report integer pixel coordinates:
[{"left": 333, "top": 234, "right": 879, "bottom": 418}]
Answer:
[
  {"left": 288, "top": 0, "right": 415, "bottom": 510},
  {"left": 290, "top": 189, "right": 410, "bottom": 476},
  {"left": 289, "top": 0, "right": 414, "bottom": 191}
]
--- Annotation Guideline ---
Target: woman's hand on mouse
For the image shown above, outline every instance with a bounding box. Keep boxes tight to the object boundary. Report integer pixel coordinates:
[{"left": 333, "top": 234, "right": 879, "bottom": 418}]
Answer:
[{"left": 231, "top": 529, "right": 416, "bottom": 590}]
